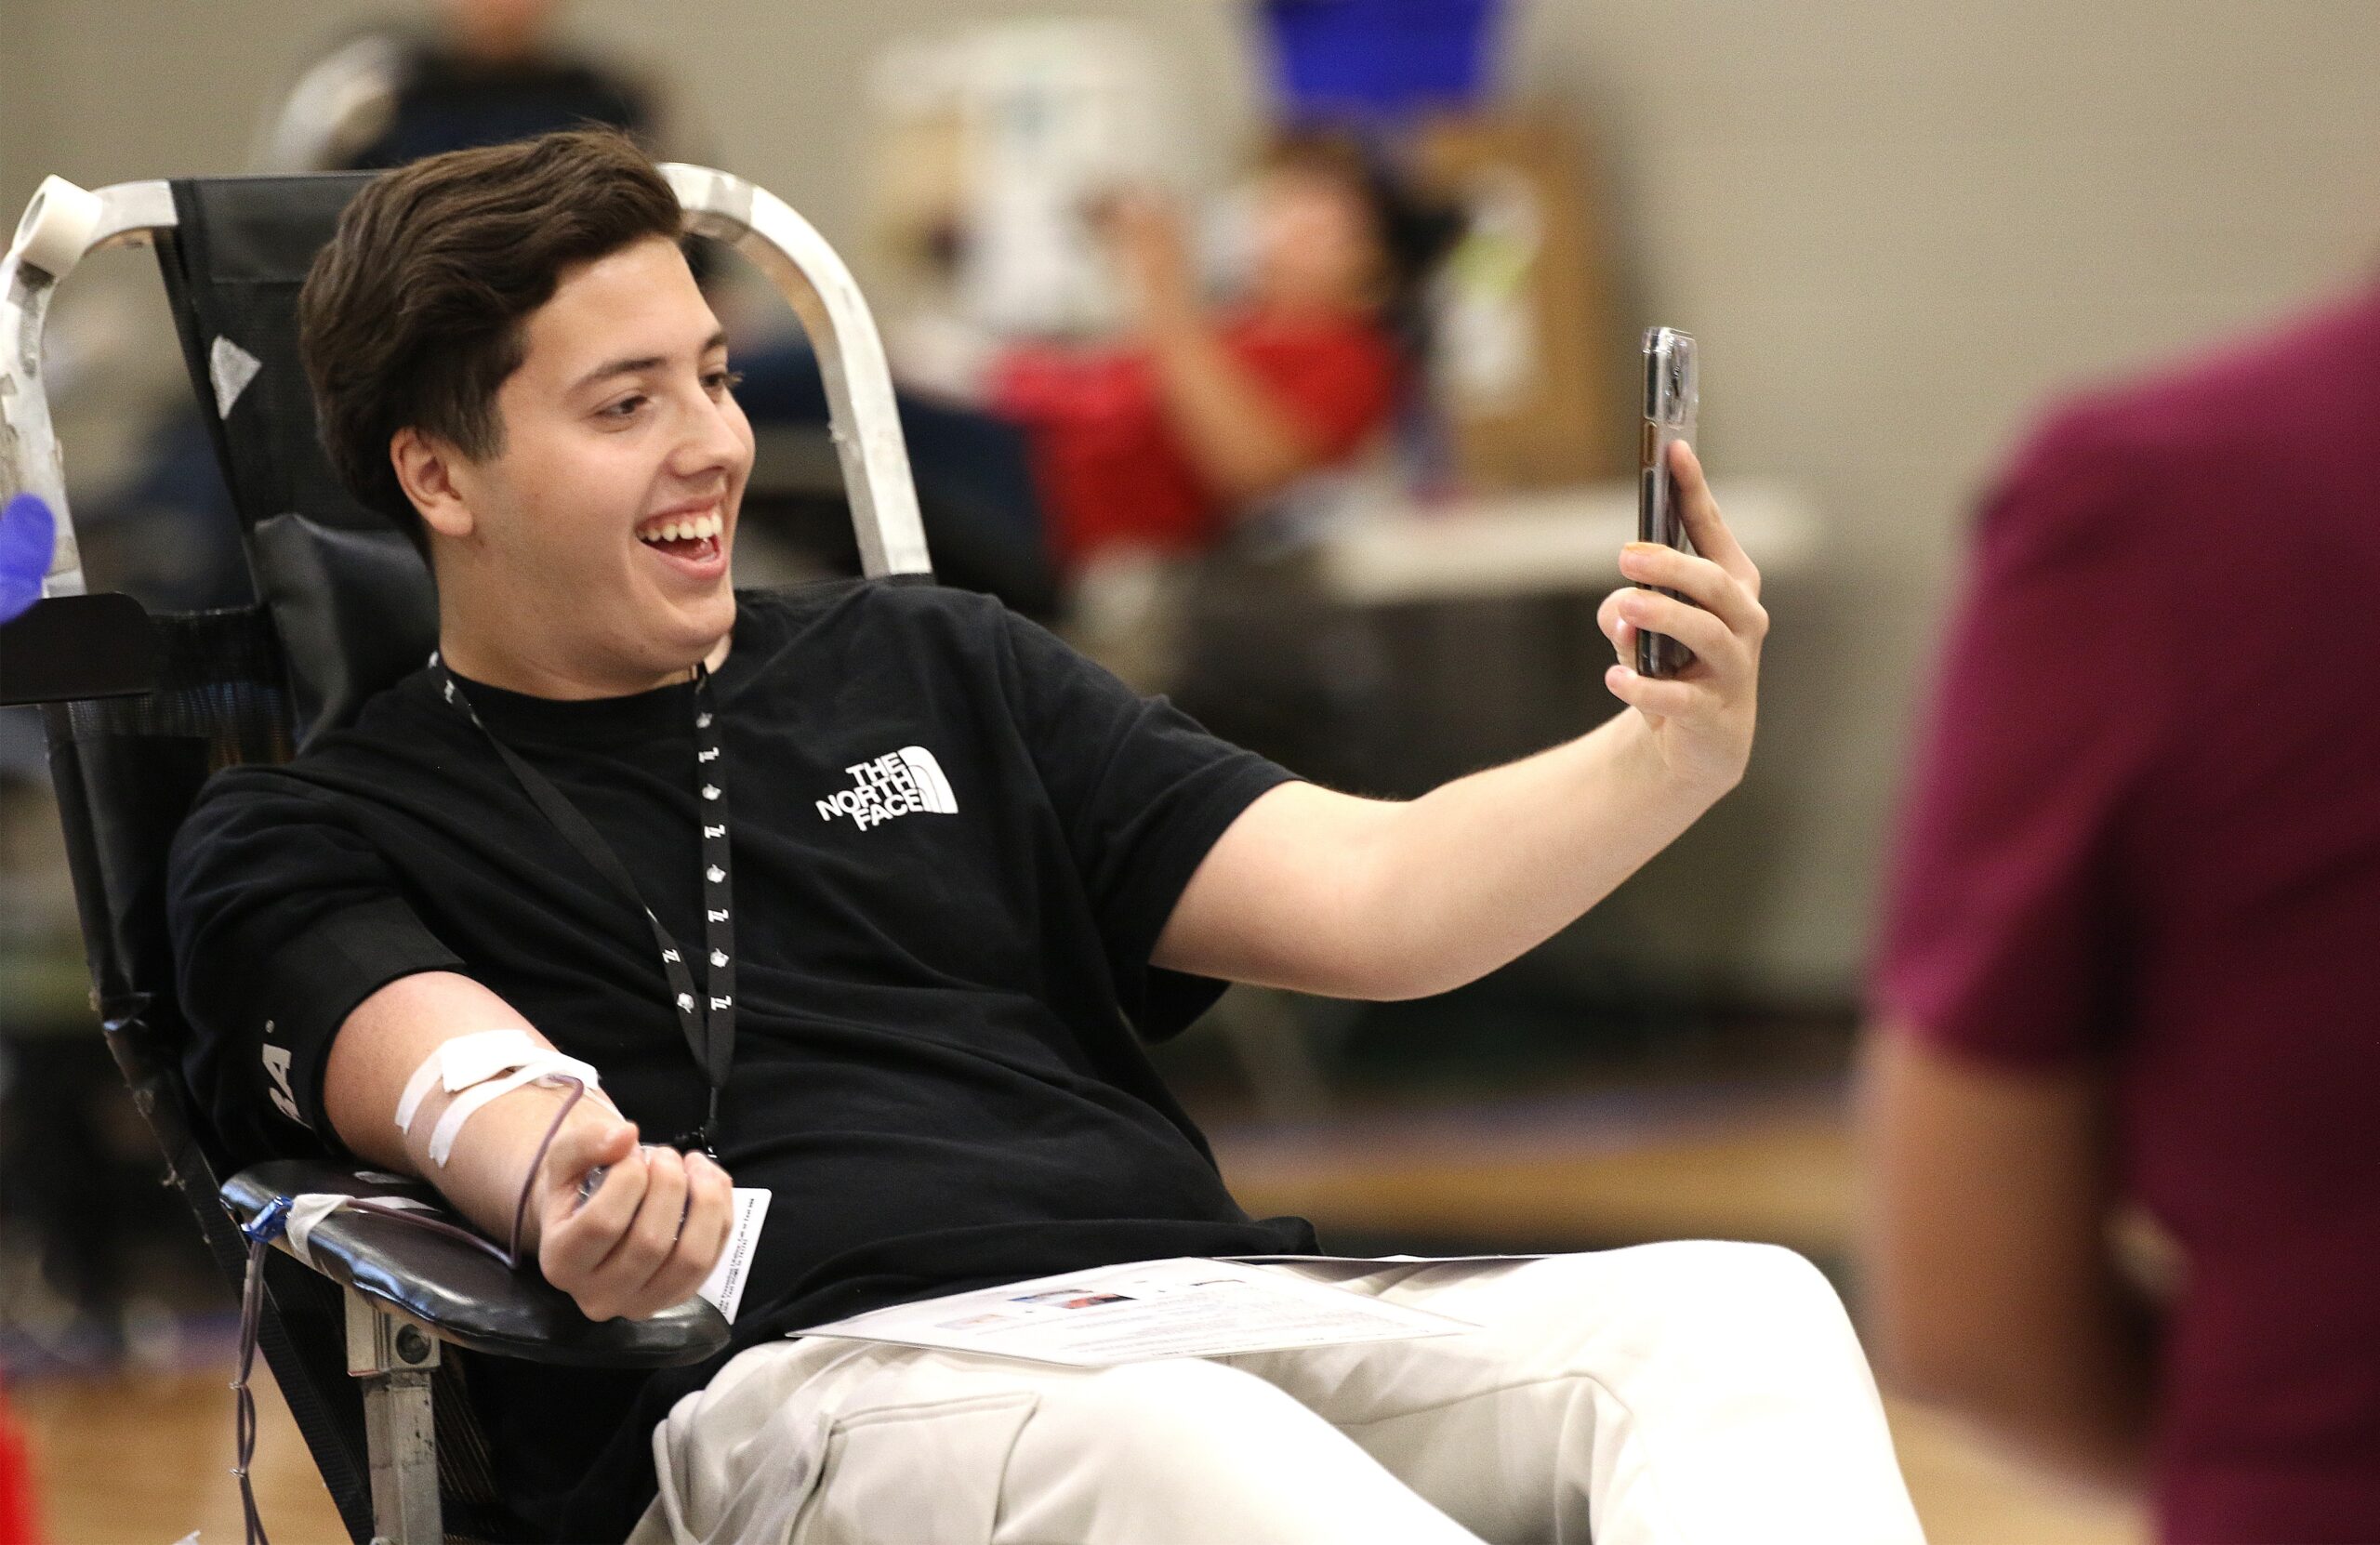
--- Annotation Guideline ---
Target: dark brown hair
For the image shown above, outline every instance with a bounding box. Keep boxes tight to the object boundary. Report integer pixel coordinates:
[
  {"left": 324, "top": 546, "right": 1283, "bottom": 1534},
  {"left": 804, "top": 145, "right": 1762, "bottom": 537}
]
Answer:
[
  {"left": 298, "top": 127, "right": 684, "bottom": 557},
  {"left": 1257, "top": 127, "right": 1463, "bottom": 356}
]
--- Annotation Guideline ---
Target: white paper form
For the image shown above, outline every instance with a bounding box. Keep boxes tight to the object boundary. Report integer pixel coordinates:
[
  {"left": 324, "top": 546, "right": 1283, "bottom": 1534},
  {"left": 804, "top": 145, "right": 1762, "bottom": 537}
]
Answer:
[
  {"left": 793, "top": 1257, "right": 1478, "bottom": 1367},
  {"left": 1227, "top": 1252, "right": 1552, "bottom": 1276},
  {"left": 694, "top": 1187, "right": 771, "bottom": 1323}
]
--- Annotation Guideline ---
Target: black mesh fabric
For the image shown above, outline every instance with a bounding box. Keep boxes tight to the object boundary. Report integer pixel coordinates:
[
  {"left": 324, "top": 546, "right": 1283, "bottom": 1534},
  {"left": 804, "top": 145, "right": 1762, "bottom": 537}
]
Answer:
[
  {"left": 152, "top": 176, "right": 442, "bottom": 746},
  {"left": 44, "top": 608, "right": 293, "bottom": 1022},
  {"left": 153, "top": 176, "right": 378, "bottom": 541},
  {"left": 42, "top": 606, "right": 523, "bottom": 1542},
  {"left": 248, "top": 511, "right": 439, "bottom": 745},
  {"left": 40, "top": 608, "right": 377, "bottom": 1542}
]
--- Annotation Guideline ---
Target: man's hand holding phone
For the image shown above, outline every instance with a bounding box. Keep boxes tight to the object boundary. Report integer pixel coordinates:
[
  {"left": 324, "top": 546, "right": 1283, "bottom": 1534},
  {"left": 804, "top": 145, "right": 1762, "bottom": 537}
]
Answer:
[
  {"left": 532, "top": 1116, "right": 734, "bottom": 1323},
  {"left": 1598, "top": 439, "right": 1767, "bottom": 796}
]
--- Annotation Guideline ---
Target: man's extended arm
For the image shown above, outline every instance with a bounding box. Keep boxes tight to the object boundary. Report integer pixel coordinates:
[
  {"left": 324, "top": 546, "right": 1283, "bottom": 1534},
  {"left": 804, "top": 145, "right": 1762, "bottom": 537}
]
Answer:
[
  {"left": 324, "top": 969, "right": 733, "bottom": 1322},
  {"left": 1154, "top": 441, "right": 1765, "bottom": 998}
]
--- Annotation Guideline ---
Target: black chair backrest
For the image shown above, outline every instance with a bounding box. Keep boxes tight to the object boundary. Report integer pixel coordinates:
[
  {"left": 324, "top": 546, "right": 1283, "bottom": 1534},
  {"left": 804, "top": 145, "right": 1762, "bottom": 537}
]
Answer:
[{"left": 152, "top": 176, "right": 440, "bottom": 745}]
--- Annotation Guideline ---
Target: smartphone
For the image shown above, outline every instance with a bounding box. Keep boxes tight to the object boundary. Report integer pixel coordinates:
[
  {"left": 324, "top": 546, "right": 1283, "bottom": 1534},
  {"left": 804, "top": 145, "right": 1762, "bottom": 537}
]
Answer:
[{"left": 1635, "top": 326, "right": 1699, "bottom": 679}]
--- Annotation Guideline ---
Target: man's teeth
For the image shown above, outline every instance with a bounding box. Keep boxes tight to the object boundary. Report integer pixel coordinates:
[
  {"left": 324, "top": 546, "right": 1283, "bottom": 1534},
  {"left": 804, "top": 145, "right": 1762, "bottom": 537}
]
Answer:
[{"left": 638, "top": 510, "right": 723, "bottom": 545}]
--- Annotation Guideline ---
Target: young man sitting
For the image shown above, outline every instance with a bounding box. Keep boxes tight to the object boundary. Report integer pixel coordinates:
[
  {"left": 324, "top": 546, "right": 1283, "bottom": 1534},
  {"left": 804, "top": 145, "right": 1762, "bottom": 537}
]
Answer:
[{"left": 167, "top": 129, "right": 1921, "bottom": 1545}]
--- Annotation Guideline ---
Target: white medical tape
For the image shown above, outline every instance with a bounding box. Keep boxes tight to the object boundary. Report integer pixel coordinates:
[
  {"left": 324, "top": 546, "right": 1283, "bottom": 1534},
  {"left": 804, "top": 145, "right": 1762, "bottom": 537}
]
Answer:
[
  {"left": 425, "top": 1051, "right": 605, "bottom": 1167},
  {"left": 396, "top": 1029, "right": 549, "bottom": 1136},
  {"left": 394, "top": 1029, "right": 606, "bottom": 1168},
  {"left": 283, "top": 1192, "right": 434, "bottom": 1269}
]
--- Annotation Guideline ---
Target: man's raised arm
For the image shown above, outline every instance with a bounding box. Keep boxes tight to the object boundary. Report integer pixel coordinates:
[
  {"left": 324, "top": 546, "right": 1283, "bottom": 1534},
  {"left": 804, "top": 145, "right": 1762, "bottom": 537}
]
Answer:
[
  {"left": 325, "top": 970, "right": 733, "bottom": 1322},
  {"left": 1155, "top": 441, "right": 1765, "bottom": 999}
]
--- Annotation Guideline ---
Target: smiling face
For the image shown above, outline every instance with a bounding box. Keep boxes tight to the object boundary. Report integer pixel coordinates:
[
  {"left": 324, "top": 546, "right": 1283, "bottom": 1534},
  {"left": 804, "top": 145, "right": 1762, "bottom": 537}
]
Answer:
[{"left": 406, "top": 235, "right": 754, "bottom": 697}]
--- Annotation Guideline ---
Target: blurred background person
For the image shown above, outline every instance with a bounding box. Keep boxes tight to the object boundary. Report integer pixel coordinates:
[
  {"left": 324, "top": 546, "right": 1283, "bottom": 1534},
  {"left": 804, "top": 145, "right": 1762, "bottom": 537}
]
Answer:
[
  {"left": 253, "top": 0, "right": 690, "bottom": 175},
  {"left": 1862, "top": 276, "right": 2380, "bottom": 1541},
  {"left": 736, "top": 126, "right": 1460, "bottom": 616},
  {"left": 986, "top": 132, "right": 1456, "bottom": 574}
]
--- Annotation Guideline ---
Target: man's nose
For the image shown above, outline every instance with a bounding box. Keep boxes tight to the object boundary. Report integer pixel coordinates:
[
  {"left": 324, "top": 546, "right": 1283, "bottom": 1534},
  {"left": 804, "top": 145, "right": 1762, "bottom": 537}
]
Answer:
[{"left": 670, "top": 389, "right": 750, "bottom": 480}]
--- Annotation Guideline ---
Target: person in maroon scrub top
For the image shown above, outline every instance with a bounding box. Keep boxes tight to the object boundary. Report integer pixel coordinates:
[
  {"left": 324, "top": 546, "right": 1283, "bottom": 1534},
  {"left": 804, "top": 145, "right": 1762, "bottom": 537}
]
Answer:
[{"left": 1861, "top": 281, "right": 2380, "bottom": 1543}]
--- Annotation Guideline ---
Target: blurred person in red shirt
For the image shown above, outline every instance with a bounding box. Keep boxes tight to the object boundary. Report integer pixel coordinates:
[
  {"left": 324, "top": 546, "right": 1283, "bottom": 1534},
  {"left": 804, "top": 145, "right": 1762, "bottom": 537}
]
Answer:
[
  {"left": 1862, "top": 282, "right": 2380, "bottom": 1542},
  {"left": 0, "top": 1378, "right": 33, "bottom": 1545},
  {"left": 736, "top": 131, "right": 1452, "bottom": 614},
  {"left": 990, "top": 132, "right": 1432, "bottom": 569}
]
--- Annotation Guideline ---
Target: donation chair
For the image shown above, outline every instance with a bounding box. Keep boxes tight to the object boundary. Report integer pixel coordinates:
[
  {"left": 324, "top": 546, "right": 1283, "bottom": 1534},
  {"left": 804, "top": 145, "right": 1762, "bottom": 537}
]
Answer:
[{"left": 0, "top": 160, "right": 934, "bottom": 1543}]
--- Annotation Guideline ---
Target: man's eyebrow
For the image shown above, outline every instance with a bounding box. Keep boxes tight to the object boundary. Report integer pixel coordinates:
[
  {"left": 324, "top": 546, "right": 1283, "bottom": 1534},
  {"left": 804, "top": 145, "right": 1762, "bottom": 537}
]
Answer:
[{"left": 567, "top": 331, "right": 732, "bottom": 396}]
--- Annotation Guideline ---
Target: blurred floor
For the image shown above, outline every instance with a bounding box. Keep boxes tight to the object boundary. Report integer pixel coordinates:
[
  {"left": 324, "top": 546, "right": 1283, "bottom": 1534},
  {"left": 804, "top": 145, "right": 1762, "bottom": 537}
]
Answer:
[
  {"left": 8, "top": 1074, "right": 2145, "bottom": 1544},
  {"left": 15, "top": 1363, "right": 347, "bottom": 1544}
]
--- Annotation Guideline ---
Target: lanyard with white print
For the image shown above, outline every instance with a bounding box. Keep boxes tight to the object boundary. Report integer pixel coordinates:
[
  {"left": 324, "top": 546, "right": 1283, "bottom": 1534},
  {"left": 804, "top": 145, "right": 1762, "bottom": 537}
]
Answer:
[{"left": 440, "top": 661, "right": 735, "bottom": 1156}]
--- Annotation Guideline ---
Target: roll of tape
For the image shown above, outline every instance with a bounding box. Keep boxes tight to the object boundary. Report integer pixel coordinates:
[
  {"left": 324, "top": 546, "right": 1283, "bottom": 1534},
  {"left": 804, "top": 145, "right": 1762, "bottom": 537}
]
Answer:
[{"left": 10, "top": 176, "right": 103, "bottom": 282}]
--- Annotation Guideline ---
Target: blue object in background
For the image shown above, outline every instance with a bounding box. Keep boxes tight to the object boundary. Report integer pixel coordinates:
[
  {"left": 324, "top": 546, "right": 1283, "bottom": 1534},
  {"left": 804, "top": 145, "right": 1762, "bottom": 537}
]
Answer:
[
  {"left": 1257, "top": 0, "right": 1506, "bottom": 119},
  {"left": 0, "top": 495, "right": 57, "bottom": 625}
]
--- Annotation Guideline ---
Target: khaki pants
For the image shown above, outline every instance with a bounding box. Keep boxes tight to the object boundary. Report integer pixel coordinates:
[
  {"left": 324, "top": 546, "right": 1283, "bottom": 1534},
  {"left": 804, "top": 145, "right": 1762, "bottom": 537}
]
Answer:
[{"left": 630, "top": 1242, "right": 1926, "bottom": 1545}]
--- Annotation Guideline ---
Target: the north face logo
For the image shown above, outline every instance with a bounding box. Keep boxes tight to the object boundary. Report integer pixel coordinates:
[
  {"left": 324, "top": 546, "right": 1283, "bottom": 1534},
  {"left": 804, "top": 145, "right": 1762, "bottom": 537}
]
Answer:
[{"left": 816, "top": 746, "right": 959, "bottom": 830}]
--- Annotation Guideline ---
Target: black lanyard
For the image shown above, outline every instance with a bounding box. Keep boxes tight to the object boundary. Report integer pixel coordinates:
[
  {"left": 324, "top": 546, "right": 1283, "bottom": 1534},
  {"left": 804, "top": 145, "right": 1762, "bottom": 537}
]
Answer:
[{"left": 440, "top": 662, "right": 734, "bottom": 1155}]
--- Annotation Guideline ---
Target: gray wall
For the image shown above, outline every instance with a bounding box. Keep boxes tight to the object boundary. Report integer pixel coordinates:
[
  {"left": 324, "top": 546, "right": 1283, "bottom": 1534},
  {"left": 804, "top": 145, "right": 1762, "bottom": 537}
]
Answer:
[
  {"left": 7, "top": 1, "right": 2377, "bottom": 1000},
  {"left": 1514, "top": 0, "right": 2380, "bottom": 997},
  {"left": 0, "top": 2, "right": 1271, "bottom": 241}
]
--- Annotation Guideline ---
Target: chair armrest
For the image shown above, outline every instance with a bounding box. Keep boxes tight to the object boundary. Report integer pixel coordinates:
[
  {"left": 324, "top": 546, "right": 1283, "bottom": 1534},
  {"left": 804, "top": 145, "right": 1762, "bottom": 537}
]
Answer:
[{"left": 223, "top": 1158, "right": 731, "bottom": 1368}]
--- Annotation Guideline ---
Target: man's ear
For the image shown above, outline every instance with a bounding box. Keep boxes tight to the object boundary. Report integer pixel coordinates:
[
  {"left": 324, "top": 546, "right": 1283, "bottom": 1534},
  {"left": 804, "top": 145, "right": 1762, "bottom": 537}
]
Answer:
[{"left": 390, "top": 427, "right": 477, "bottom": 542}]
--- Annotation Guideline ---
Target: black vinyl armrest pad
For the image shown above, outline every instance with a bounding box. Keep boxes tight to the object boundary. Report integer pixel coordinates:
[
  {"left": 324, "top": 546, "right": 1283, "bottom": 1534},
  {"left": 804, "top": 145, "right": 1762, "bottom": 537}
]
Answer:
[{"left": 223, "top": 1159, "right": 730, "bottom": 1368}]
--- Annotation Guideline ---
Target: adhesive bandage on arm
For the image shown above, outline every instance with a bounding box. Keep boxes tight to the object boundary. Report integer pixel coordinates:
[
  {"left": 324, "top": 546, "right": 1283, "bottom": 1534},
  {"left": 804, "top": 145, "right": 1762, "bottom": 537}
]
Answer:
[{"left": 394, "top": 1028, "right": 608, "bottom": 1168}]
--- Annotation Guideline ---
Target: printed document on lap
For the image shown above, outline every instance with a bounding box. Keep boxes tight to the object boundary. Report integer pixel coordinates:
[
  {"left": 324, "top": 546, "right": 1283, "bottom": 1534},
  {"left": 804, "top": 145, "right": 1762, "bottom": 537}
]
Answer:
[{"left": 794, "top": 1257, "right": 1476, "bottom": 1367}]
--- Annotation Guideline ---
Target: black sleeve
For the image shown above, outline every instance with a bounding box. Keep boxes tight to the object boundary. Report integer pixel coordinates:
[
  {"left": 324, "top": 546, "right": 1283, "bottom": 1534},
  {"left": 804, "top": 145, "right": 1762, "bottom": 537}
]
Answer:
[
  {"left": 166, "top": 769, "right": 465, "bottom": 1163},
  {"left": 995, "top": 607, "right": 1300, "bottom": 1039}
]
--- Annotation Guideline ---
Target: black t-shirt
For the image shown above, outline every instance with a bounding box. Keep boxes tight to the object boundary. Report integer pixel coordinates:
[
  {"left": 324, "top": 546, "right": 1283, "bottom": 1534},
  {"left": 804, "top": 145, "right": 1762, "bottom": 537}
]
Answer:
[{"left": 166, "top": 579, "right": 1316, "bottom": 1540}]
